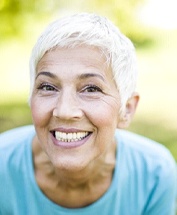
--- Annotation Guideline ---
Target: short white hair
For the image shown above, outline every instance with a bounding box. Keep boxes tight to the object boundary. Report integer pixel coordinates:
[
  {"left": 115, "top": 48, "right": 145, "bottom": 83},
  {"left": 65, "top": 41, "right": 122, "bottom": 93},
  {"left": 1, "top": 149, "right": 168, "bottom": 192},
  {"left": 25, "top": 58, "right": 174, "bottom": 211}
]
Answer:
[{"left": 29, "top": 13, "right": 138, "bottom": 115}]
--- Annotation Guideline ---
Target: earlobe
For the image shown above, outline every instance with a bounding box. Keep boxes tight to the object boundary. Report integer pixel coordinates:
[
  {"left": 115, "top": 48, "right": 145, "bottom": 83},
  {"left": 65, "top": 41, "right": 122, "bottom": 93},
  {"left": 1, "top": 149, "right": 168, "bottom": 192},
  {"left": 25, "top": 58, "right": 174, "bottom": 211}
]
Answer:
[{"left": 117, "top": 93, "right": 139, "bottom": 129}]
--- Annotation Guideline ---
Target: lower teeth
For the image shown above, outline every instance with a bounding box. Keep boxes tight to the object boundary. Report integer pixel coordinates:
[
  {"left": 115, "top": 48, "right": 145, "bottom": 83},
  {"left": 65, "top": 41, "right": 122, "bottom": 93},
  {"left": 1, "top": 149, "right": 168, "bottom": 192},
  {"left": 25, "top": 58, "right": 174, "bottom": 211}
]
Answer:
[{"left": 59, "top": 138, "right": 83, "bottom": 142}]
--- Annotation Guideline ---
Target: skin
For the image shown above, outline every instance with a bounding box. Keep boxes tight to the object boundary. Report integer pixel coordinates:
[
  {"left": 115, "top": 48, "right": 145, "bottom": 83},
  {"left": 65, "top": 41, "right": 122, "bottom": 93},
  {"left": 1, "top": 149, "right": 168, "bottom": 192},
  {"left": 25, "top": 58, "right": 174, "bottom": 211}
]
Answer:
[{"left": 31, "top": 45, "right": 139, "bottom": 208}]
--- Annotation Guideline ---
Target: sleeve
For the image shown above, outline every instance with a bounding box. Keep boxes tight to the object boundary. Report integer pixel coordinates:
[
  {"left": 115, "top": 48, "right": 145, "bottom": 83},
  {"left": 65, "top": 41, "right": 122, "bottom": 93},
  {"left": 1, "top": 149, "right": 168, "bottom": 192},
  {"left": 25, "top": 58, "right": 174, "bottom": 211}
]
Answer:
[{"left": 144, "top": 158, "right": 177, "bottom": 215}]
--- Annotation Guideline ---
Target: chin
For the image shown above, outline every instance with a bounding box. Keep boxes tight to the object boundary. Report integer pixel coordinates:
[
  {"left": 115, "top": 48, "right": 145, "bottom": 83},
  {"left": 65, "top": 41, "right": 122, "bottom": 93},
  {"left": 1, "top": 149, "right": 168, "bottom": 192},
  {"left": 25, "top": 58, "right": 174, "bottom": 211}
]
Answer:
[{"left": 51, "top": 156, "right": 91, "bottom": 172}]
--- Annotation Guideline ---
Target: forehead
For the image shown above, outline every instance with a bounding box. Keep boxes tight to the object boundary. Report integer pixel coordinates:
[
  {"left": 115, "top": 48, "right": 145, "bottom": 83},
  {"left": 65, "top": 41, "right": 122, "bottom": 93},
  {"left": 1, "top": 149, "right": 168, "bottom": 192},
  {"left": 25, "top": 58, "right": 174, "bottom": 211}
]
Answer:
[{"left": 36, "top": 46, "right": 111, "bottom": 76}]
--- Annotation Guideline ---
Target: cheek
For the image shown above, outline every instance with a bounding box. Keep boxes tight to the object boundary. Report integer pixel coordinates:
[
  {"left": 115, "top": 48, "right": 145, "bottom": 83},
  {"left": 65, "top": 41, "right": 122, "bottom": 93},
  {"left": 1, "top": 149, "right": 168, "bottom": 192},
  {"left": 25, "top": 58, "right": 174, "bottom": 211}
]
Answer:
[
  {"left": 84, "top": 98, "right": 119, "bottom": 129},
  {"left": 30, "top": 97, "right": 52, "bottom": 127},
  {"left": 84, "top": 102, "right": 118, "bottom": 155}
]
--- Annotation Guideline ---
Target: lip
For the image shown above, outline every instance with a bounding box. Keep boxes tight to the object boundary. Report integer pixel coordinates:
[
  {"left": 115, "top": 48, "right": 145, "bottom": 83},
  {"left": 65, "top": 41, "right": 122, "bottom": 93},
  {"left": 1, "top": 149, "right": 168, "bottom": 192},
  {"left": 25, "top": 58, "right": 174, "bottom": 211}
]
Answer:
[{"left": 50, "top": 128, "right": 92, "bottom": 149}]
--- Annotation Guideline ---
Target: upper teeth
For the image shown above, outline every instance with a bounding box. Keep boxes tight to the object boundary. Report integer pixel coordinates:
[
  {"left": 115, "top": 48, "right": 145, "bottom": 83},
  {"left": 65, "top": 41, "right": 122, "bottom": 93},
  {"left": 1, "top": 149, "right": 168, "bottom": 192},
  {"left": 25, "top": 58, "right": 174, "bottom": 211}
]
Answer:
[{"left": 55, "top": 131, "right": 89, "bottom": 142}]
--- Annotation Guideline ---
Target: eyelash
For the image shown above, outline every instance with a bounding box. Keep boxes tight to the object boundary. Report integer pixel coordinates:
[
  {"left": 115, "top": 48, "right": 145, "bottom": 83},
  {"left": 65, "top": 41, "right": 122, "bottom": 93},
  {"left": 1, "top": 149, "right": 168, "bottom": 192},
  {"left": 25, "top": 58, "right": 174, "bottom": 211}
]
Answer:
[
  {"left": 37, "top": 83, "right": 103, "bottom": 94},
  {"left": 82, "top": 84, "right": 103, "bottom": 93},
  {"left": 37, "top": 83, "right": 57, "bottom": 91}
]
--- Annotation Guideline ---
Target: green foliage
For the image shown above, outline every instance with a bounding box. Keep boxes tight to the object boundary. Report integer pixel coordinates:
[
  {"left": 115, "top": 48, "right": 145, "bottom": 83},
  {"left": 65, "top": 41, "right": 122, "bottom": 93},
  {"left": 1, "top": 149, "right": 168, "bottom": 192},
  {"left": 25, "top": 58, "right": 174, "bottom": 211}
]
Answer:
[
  {"left": 0, "top": 102, "right": 32, "bottom": 131},
  {"left": 85, "top": 0, "right": 153, "bottom": 47},
  {"left": 0, "top": 0, "right": 61, "bottom": 40},
  {"left": 0, "top": 0, "right": 153, "bottom": 47},
  {"left": 129, "top": 119, "right": 177, "bottom": 161}
]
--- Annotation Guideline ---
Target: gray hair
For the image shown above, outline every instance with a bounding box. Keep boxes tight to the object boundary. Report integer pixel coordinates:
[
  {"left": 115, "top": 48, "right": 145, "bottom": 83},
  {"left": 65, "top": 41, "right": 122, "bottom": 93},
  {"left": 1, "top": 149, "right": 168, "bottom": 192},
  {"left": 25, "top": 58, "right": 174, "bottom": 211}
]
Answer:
[{"left": 29, "top": 13, "right": 138, "bottom": 115}]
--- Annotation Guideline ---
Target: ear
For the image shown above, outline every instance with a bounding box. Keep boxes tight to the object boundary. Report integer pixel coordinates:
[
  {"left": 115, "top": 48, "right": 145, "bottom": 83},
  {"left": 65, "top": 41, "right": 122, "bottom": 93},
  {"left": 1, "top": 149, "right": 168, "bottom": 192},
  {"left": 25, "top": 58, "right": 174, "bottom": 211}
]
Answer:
[{"left": 117, "top": 92, "right": 139, "bottom": 129}]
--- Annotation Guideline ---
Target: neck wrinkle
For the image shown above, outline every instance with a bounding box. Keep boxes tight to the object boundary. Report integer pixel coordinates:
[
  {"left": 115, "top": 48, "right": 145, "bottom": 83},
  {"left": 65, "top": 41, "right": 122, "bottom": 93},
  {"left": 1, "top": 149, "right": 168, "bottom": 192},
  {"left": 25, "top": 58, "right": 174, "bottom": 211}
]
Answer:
[{"left": 32, "top": 134, "right": 116, "bottom": 191}]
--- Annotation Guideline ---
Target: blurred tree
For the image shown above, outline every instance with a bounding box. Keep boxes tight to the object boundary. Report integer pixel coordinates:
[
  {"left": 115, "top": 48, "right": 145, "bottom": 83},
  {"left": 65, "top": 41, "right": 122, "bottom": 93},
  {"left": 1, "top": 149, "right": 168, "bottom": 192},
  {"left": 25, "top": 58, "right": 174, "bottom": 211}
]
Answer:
[
  {"left": 0, "top": 0, "right": 62, "bottom": 41},
  {"left": 0, "top": 0, "right": 152, "bottom": 47},
  {"left": 85, "top": 0, "right": 152, "bottom": 47}
]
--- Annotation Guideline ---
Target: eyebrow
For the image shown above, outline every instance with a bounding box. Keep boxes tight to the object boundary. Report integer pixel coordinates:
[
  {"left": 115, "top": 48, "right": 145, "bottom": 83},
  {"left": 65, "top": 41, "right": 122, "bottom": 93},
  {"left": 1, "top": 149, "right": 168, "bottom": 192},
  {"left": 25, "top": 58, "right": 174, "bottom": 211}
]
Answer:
[
  {"left": 35, "top": 71, "right": 57, "bottom": 80},
  {"left": 35, "top": 71, "right": 105, "bottom": 82},
  {"left": 78, "top": 73, "right": 105, "bottom": 82}
]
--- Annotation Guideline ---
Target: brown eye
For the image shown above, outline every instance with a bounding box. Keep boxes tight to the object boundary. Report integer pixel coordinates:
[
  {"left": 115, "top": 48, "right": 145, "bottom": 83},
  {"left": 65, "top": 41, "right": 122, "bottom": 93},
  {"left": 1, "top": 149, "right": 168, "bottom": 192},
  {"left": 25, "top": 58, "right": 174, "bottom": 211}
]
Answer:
[
  {"left": 83, "top": 85, "right": 102, "bottom": 93},
  {"left": 38, "top": 83, "right": 57, "bottom": 91}
]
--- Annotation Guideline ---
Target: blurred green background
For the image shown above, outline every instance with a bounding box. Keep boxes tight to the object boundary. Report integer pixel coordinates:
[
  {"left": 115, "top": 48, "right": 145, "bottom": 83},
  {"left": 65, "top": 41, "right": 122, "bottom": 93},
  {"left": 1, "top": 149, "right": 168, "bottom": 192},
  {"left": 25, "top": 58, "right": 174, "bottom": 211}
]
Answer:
[{"left": 0, "top": 0, "right": 177, "bottom": 161}]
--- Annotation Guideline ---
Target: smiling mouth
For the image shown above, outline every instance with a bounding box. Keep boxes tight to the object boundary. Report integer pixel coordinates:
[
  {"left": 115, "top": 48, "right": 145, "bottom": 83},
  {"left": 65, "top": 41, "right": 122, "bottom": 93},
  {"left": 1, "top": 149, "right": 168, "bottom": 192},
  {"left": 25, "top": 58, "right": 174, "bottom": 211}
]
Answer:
[{"left": 52, "top": 131, "right": 91, "bottom": 142}]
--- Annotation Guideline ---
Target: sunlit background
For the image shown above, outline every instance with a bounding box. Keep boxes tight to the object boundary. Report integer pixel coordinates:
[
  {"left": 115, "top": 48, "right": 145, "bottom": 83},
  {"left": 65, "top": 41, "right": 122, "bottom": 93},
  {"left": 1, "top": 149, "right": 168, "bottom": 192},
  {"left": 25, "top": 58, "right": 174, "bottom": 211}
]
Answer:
[{"left": 0, "top": 0, "right": 177, "bottom": 160}]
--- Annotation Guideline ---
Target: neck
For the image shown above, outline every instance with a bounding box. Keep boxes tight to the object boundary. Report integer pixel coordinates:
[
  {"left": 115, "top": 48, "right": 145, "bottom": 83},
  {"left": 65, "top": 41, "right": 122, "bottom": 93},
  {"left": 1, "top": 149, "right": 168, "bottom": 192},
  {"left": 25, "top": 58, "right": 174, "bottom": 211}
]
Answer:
[
  {"left": 34, "top": 141, "right": 116, "bottom": 184},
  {"left": 58, "top": 149, "right": 116, "bottom": 189},
  {"left": 32, "top": 135, "right": 117, "bottom": 207}
]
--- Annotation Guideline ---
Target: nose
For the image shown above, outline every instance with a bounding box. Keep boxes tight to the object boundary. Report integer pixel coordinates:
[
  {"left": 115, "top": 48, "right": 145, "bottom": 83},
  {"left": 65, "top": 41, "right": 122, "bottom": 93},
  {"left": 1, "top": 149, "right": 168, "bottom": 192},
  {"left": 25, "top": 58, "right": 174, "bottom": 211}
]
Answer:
[{"left": 53, "top": 90, "right": 83, "bottom": 120}]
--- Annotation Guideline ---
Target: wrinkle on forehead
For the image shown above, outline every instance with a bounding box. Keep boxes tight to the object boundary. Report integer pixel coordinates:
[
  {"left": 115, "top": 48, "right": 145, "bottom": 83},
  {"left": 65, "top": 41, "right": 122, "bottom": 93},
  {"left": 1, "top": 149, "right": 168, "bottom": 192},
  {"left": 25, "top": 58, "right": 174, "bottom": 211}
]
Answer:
[
  {"left": 36, "top": 46, "right": 114, "bottom": 84},
  {"left": 39, "top": 45, "right": 109, "bottom": 67}
]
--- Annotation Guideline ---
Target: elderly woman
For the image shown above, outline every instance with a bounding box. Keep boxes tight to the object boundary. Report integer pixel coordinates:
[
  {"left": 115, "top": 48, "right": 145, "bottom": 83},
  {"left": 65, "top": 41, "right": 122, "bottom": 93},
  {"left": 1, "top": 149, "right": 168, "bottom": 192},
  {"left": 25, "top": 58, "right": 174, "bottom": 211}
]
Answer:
[{"left": 0, "top": 13, "right": 176, "bottom": 215}]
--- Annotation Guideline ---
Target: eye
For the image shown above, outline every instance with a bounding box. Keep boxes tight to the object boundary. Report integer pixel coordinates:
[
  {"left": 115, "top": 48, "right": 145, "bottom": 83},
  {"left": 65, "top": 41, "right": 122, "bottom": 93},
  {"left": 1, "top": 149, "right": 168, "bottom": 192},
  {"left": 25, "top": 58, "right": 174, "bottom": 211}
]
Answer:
[
  {"left": 82, "top": 85, "right": 102, "bottom": 93},
  {"left": 37, "top": 83, "right": 57, "bottom": 91}
]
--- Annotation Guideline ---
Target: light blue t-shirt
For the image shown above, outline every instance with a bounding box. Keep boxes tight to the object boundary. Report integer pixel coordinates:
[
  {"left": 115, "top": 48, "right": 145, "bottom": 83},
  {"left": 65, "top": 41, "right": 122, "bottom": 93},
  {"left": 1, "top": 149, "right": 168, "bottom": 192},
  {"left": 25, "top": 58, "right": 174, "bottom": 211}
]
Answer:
[{"left": 0, "top": 125, "right": 176, "bottom": 215}]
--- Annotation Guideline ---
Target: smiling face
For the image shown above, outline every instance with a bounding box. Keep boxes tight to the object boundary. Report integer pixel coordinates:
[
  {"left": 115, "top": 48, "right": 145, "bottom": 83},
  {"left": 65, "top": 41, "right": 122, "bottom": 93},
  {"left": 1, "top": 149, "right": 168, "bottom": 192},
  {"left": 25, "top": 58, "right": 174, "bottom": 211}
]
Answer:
[{"left": 31, "top": 46, "right": 126, "bottom": 171}]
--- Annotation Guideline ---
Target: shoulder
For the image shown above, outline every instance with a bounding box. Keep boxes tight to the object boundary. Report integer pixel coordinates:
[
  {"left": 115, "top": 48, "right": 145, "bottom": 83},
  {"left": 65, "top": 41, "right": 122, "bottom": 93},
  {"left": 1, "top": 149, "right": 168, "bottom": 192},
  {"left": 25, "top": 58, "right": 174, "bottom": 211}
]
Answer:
[
  {"left": 115, "top": 129, "right": 177, "bottom": 213},
  {"left": 0, "top": 125, "right": 35, "bottom": 161},
  {"left": 0, "top": 125, "right": 35, "bottom": 146},
  {"left": 116, "top": 129, "right": 174, "bottom": 161},
  {"left": 115, "top": 129, "right": 176, "bottom": 177},
  {"left": 0, "top": 126, "right": 35, "bottom": 211}
]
